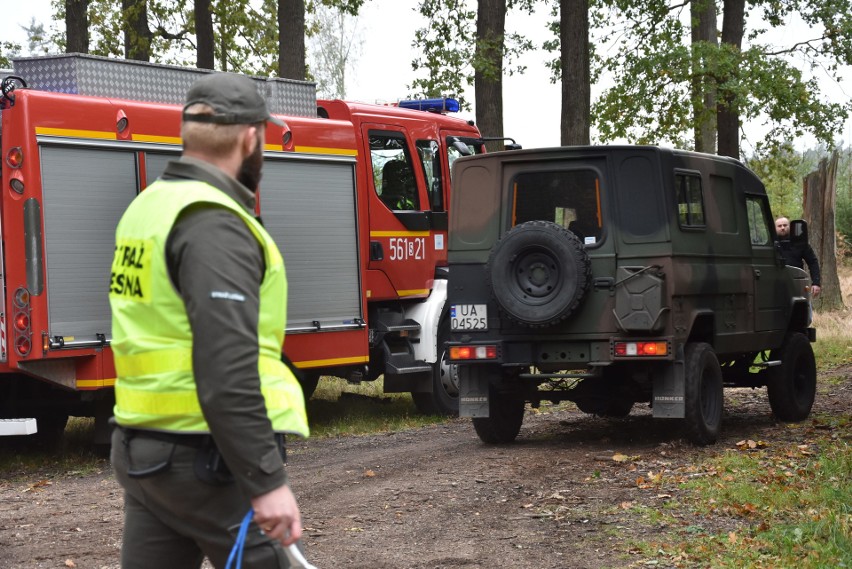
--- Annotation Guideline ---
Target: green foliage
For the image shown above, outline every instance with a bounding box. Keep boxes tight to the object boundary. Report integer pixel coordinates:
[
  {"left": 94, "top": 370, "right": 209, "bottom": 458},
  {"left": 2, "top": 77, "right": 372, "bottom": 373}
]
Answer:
[
  {"left": 409, "top": 0, "right": 536, "bottom": 110},
  {"left": 592, "top": 0, "right": 852, "bottom": 152},
  {"left": 0, "top": 42, "right": 22, "bottom": 68},
  {"left": 746, "top": 141, "right": 807, "bottom": 220},
  {"left": 747, "top": 143, "right": 852, "bottom": 247},
  {"left": 410, "top": 0, "right": 476, "bottom": 108}
]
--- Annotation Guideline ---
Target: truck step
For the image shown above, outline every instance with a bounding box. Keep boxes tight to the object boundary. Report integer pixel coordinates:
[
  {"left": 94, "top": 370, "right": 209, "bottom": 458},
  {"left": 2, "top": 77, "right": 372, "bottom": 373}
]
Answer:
[
  {"left": 382, "top": 319, "right": 422, "bottom": 333},
  {"left": 386, "top": 353, "right": 432, "bottom": 374},
  {"left": 0, "top": 418, "right": 38, "bottom": 436}
]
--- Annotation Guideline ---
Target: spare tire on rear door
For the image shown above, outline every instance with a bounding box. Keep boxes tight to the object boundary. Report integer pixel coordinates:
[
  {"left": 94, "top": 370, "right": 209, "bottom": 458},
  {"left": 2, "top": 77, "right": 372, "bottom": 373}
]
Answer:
[{"left": 486, "top": 220, "right": 591, "bottom": 328}]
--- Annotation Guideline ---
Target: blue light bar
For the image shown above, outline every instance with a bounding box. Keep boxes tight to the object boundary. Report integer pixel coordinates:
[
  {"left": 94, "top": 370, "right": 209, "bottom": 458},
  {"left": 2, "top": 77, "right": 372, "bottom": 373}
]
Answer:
[{"left": 397, "top": 97, "right": 460, "bottom": 113}]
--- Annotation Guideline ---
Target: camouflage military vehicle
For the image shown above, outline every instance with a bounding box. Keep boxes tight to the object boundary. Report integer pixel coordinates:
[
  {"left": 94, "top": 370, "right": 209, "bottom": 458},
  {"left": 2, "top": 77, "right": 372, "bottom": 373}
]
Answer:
[{"left": 447, "top": 146, "right": 816, "bottom": 445}]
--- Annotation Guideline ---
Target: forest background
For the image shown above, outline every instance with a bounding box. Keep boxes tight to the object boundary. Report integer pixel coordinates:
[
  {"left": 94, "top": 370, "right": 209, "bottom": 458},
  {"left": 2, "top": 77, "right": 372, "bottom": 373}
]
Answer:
[{"left": 1, "top": 0, "right": 851, "bottom": 267}]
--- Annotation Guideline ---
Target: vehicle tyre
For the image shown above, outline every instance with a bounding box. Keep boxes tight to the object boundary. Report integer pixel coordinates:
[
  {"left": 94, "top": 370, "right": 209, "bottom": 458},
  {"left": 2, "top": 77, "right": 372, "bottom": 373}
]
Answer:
[
  {"left": 767, "top": 332, "right": 816, "bottom": 422},
  {"left": 575, "top": 396, "right": 633, "bottom": 417},
  {"left": 601, "top": 397, "right": 634, "bottom": 418},
  {"left": 412, "top": 318, "right": 459, "bottom": 415},
  {"left": 298, "top": 371, "right": 320, "bottom": 401},
  {"left": 683, "top": 342, "right": 723, "bottom": 446},
  {"left": 472, "top": 384, "right": 526, "bottom": 444},
  {"left": 486, "top": 221, "right": 591, "bottom": 328}
]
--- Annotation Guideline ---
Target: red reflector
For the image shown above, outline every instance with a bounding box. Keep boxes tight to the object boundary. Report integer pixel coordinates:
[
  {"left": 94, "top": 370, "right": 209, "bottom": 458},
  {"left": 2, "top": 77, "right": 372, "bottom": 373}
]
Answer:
[
  {"left": 450, "top": 345, "right": 497, "bottom": 360},
  {"left": 14, "top": 312, "right": 29, "bottom": 331},
  {"left": 6, "top": 147, "right": 23, "bottom": 168},
  {"left": 614, "top": 341, "right": 667, "bottom": 357},
  {"left": 16, "top": 336, "right": 31, "bottom": 356}
]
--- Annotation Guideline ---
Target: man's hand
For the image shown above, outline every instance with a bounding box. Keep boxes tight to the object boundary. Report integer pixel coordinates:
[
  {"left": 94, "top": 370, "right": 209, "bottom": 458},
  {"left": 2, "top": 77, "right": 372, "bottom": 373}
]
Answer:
[
  {"left": 812, "top": 285, "right": 821, "bottom": 298},
  {"left": 251, "top": 485, "right": 302, "bottom": 546}
]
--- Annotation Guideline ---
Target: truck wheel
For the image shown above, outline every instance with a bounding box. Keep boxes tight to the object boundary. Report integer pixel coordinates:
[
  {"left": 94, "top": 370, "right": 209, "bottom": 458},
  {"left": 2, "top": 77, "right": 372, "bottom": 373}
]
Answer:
[
  {"left": 472, "top": 386, "right": 525, "bottom": 444},
  {"left": 486, "top": 221, "right": 591, "bottom": 328},
  {"left": 683, "top": 342, "right": 723, "bottom": 446},
  {"left": 768, "top": 332, "right": 816, "bottom": 422},
  {"left": 412, "top": 319, "right": 459, "bottom": 415},
  {"left": 298, "top": 371, "right": 320, "bottom": 401}
]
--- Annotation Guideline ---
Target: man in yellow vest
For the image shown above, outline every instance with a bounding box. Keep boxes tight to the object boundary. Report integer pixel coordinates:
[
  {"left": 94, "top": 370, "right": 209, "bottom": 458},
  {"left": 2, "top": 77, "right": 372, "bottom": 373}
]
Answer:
[{"left": 109, "top": 72, "right": 310, "bottom": 568}]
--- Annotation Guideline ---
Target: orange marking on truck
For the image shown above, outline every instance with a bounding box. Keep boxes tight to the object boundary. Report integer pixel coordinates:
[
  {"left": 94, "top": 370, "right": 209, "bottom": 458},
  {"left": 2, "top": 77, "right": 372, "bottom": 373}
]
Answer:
[
  {"left": 294, "top": 145, "right": 358, "bottom": 156},
  {"left": 36, "top": 126, "right": 116, "bottom": 139}
]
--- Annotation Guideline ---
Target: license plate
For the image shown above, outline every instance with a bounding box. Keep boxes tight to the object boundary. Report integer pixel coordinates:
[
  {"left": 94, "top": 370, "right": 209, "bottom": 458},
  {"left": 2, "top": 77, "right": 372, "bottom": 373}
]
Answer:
[{"left": 450, "top": 304, "right": 488, "bottom": 330}]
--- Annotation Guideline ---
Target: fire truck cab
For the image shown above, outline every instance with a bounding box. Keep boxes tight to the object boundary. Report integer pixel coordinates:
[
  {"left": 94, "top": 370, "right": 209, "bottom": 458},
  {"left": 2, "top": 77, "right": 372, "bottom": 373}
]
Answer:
[{"left": 0, "top": 55, "right": 483, "bottom": 442}]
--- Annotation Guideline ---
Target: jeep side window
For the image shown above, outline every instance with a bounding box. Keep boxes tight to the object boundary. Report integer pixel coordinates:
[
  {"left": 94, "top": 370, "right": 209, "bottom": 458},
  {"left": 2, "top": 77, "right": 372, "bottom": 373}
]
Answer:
[
  {"left": 513, "top": 170, "right": 602, "bottom": 244},
  {"left": 416, "top": 139, "right": 443, "bottom": 211},
  {"left": 675, "top": 173, "right": 705, "bottom": 227},
  {"left": 370, "top": 132, "right": 420, "bottom": 211},
  {"left": 746, "top": 196, "right": 772, "bottom": 245}
]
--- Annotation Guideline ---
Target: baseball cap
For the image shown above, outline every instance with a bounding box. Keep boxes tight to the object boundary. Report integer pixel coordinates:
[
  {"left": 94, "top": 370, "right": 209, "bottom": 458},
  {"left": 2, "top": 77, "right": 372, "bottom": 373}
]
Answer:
[{"left": 183, "top": 72, "right": 284, "bottom": 127}]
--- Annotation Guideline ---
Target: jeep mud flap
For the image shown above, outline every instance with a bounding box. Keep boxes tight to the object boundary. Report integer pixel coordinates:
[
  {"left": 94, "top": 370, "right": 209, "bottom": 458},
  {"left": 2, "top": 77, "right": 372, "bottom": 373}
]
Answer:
[
  {"left": 458, "top": 367, "right": 490, "bottom": 418},
  {"left": 652, "top": 345, "right": 686, "bottom": 418}
]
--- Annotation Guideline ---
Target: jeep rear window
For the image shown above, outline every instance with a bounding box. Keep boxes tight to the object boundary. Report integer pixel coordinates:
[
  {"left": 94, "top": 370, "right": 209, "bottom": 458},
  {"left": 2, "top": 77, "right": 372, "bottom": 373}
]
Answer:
[
  {"left": 675, "top": 172, "right": 705, "bottom": 227},
  {"left": 512, "top": 170, "right": 602, "bottom": 245}
]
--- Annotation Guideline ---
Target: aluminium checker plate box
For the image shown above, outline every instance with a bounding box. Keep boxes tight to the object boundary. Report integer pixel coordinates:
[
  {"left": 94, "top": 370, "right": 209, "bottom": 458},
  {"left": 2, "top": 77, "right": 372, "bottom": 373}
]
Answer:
[{"left": 12, "top": 53, "right": 317, "bottom": 117}]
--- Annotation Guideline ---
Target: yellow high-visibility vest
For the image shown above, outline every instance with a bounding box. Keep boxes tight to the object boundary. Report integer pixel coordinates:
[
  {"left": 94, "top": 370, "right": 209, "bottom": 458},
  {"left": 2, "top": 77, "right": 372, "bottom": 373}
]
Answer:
[{"left": 109, "top": 179, "right": 308, "bottom": 437}]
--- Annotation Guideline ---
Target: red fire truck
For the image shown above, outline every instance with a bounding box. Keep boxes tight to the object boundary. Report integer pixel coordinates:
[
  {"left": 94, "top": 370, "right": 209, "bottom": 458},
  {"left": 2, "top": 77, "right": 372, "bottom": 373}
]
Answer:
[{"left": 0, "top": 54, "right": 485, "bottom": 442}]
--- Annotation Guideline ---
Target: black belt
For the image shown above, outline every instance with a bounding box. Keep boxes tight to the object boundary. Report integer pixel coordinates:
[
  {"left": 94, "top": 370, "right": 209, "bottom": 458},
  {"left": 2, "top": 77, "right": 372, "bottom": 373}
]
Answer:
[
  {"left": 117, "top": 426, "right": 286, "bottom": 451},
  {"left": 118, "top": 426, "right": 211, "bottom": 449}
]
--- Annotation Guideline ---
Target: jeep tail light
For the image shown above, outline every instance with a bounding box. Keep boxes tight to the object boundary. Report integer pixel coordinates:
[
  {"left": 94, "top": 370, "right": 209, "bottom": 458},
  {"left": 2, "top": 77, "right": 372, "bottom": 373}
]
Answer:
[
  {"left": 613, "top": 341, "right": 668, "bottom": 357},
  {"left": 13, "top": 287, "right": 32, "bottom": 356},
  {"left": 449, "top": 345, "right": 498, "bottom": 360}
]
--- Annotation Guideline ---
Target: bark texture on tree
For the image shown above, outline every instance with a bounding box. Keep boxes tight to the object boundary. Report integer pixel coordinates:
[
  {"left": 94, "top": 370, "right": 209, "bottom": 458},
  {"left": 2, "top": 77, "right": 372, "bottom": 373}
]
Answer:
[
  {"left": 279, "top": 0, "right": 307, "bottom": 79},
  {"left": 195, "top": 0, "right": 214, "bottom": 69},
  {"left": 123, "top": 0, "right": 152, "bottom": 61},
  {"left": 803, "top": 151, "right": 845, "bottom": 311},
  {"left": 561, "top": 0, "right": 590, "bottom": 146},
  {"left": 718, "top": 0, "right": 745, "bottom": 158},
  {"left": 691, "top": 0, "right": 717, "bottom": 154},
  {"left": 65, "top": 0, "right": 90, "bottom": 54},
  {"left": 475, "top": 0, "right": 506, "bottom": 152}
]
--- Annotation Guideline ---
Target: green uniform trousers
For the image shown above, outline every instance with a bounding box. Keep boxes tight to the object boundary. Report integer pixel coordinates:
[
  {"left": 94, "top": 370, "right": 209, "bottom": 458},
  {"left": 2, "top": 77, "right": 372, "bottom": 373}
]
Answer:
[{"left": 111, "top": 428, "right": 295, "bottom": 569}]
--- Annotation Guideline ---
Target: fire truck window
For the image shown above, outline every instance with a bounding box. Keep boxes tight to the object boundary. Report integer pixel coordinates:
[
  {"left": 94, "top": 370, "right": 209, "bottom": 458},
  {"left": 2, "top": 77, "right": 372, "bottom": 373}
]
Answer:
[
  {"left": 370, "top": 132, "right": 420, "bottom": 211},
  {"left": 416, "top": 140, "right": 443, "bottom": 211},
  {"left": 513, "top": 170, "right": 602, "bottom": 245},
  {"left": 446, "top": 137, "right": 482, "bottom": 183}
]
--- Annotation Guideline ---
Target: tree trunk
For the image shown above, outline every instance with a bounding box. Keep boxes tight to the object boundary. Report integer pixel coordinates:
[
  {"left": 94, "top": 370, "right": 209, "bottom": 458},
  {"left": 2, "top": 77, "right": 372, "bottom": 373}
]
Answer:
[
  {"left": 803, "top": 151, "right": 845, "bottom": 311},
  {"left": 195, "top": 0, "right": 215, "bottom": 69},
  {"left": 475, "top": 0, "right": 506, "bottom": 151},
  {"left": 279, "top": 0, "right": 306, "bottom": 79},
  {"left": 691, "top": 0, "right": 717, "bottom": 154},
  {"left": 65, "top": 0, "right": 89, "bottom": 54},
  {"left": 122, "top": 0, "right": 152, "bottom": 61},
  {"left": 718, "top": 0, "right": 745, "bottom": 158},
  {"left": 560, "top": 0, "right": 590, "bottom": 146}
]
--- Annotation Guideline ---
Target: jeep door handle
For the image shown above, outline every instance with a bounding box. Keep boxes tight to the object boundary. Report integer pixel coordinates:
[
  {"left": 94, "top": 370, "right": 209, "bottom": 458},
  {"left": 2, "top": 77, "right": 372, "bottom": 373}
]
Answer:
[{"left": 753, "top": 269, "right": 761, "bottom": 278}]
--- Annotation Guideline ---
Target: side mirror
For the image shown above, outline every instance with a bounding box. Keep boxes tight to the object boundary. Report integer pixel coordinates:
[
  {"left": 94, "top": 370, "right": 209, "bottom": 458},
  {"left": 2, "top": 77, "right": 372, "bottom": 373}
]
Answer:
[
  {"left": 790, "top": 219, "right": 808, "bottom": 243},
  {"left": 448, "top": 137, "right": 473, "bottom": 156}
]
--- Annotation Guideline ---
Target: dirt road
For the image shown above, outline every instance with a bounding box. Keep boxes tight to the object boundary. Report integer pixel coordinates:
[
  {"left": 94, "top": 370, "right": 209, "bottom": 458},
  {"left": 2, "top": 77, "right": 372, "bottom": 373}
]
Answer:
[{"left": 2, "top": 365, "right": 850, "bottom": 569}]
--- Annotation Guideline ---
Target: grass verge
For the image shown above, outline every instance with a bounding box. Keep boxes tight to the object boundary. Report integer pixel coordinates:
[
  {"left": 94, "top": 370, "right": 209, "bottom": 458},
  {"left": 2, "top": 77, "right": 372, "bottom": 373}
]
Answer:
[{"left": 307, "top": 376, "right": 448, "bottom": 438}]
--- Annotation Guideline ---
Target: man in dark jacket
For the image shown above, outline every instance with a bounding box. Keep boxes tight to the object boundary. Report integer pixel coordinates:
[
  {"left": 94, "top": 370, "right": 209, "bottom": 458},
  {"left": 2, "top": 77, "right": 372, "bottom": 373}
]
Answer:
[
  {"left": 775, "top": 216, "right": 821, "bottom": 298},
  {"left": 109, "top": 73, "right": 309, "bottom": 568}
]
